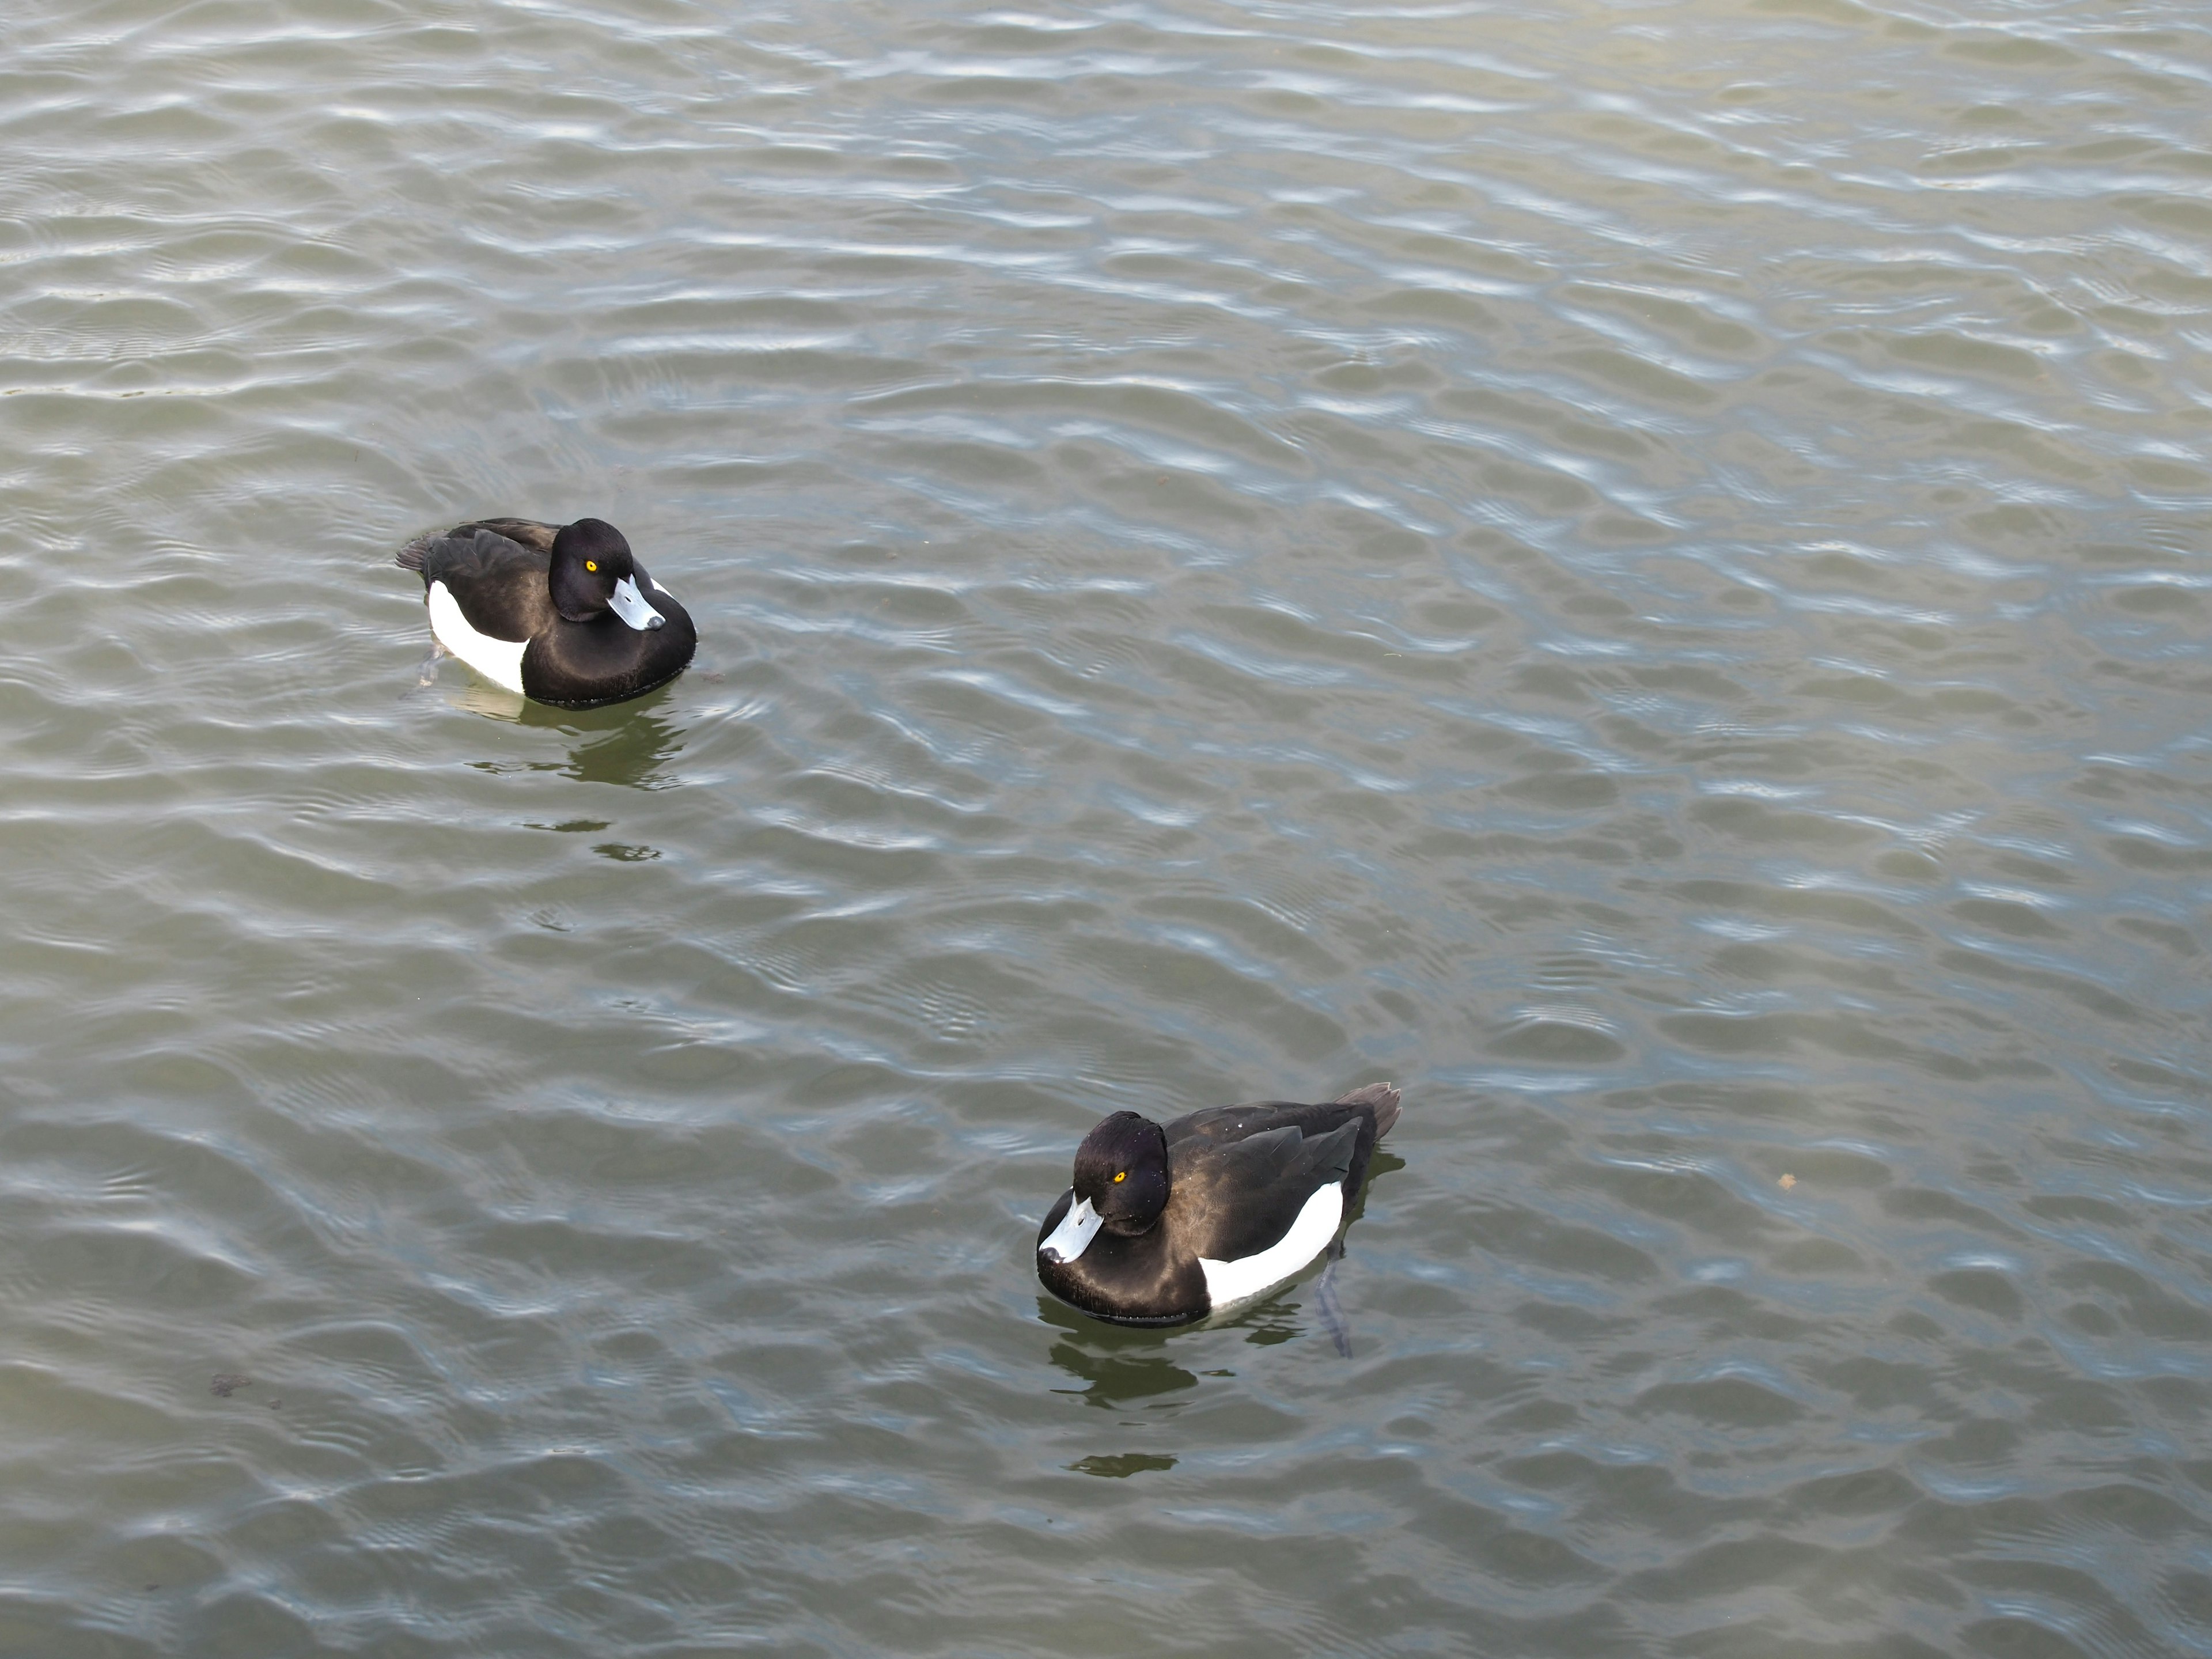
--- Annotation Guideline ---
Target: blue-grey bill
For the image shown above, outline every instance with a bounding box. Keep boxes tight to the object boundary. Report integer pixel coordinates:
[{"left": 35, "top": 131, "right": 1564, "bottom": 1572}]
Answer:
[
  {"left": 1039, "top": 1195, "right": 1103, "bottom": 1264},
  {"left": 610, "top": 575, "right": 665, "bottom": 631}
]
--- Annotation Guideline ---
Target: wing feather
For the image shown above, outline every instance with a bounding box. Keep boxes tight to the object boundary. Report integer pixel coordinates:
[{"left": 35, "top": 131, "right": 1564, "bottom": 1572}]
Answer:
[
  {"left": 404, "top": 527, "right": 555, "bottom": 643},
  {"left": 1172, "top": 1116, "right": 1362, "bottom": 1265}
]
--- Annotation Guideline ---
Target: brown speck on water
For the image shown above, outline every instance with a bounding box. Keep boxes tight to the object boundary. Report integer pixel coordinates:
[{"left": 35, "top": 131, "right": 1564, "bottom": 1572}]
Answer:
[
  {"left": 210, "top": 1373, "right": 250, "bottom": 1397},
  {"left": 1778, "top": 1173, "right": 1797, "bottom": 1190}
]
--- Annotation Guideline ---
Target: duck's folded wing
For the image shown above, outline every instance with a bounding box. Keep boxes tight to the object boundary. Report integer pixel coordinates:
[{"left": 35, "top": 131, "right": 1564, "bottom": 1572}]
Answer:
[
  {"left": 402, "top": 527, "right": 554, "bottom": 642},
  {"left": 1171, "top": 1099, "right": 1362, "bottom": 1150},
  {"left": 1181, "top": 1118, "right": 1363, "bottom": 1264},
  {"left": 451, "top": 518, "right": 559, "bottom": 553}
]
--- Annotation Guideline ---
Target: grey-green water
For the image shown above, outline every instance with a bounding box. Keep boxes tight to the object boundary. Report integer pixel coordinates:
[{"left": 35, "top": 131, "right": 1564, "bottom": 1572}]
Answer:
[{"left": 3, "top": 0, "right": 2209, "bottom": 1653}]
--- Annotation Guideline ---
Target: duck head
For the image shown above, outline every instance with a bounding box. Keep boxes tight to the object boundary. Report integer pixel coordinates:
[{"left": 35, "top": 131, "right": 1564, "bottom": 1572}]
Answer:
[
  {"left": 549, "top": 518, "right": 665, "bottom": 631},
  {"left": 1039, "top": 1111, "right": 1170, "bottom": 1265}
]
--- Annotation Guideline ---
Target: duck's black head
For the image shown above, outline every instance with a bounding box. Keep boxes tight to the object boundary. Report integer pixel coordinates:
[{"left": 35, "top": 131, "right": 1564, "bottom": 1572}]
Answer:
[
  {"left": 548, "top": 518, "right": 666, "bottom": 631},
  {"left": 1072, "top": 1111, "right": 1171, "bottom": 1236},
  {"left": 1037, "top": 1110, "right": 1171, "bottom": 1272}
]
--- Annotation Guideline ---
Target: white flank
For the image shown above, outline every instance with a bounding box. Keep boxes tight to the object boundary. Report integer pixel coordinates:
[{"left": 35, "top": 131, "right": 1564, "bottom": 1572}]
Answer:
[
  {"left": 427, "top": 581, "right": 528, "bottom": 695},
  {"left": 1199, "top": 1181, "right": 1344, "bottom": 1309},
  {"left": 1039, "top": 1195, "right": 1103, "bottom": 1264}
]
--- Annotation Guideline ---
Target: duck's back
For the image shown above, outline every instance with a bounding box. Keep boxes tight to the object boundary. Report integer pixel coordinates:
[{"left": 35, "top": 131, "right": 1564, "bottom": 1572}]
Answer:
[
  {"left": 1166, "top": 1090, "right": 1397, "bottom": 1156},
  {"left": 451, "top": 518, "right": 559, "bottom": 554}
]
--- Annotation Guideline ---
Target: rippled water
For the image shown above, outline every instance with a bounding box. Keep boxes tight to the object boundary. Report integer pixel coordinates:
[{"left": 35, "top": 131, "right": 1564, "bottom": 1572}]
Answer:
[{"left": 3, "top": 0, "right": 2209, "bottom": 1652}]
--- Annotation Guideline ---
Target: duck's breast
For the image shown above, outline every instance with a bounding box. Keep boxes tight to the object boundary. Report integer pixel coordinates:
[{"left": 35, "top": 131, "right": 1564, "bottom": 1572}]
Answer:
[
  {"left": 1036, "top": 1192, "right": 1209, "bottom": 1325},
  {"left": 520, "top": 590, "right": 697, "bottom": 709}
]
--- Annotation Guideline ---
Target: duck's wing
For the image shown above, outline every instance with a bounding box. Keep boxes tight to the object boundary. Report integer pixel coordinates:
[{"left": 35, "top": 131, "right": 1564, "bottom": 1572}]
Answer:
[
  {"left": 396, "top": 525, "right": 555, "bottom": 643},
  {"left": 450, "top": 518, "right": 559, "bottom": 553},
  {"left": 1171, "top": 1116, "right": 1364, "bottom": 1266},
  {"left": 1167, "top": 1088, "right": 1396, "bottom": 1152},
  {"left": 395, "top": 519, "right": 558, "bottom": 578}
]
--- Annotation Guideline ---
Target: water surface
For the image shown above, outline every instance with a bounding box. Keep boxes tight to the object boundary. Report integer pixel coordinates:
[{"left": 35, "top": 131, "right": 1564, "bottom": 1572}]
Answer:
[{"left": 2, "top": 0, "right": 2209, "bottom": 1653}]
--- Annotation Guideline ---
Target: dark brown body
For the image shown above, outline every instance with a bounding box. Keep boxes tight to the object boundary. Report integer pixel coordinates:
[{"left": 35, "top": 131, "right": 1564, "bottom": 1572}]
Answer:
[
  {"left": 398, "top": 518, "right": 698, "bottom": 710},
  {"left": 1036, "top": 1084, "right": 1401, "bottom": 1327}
]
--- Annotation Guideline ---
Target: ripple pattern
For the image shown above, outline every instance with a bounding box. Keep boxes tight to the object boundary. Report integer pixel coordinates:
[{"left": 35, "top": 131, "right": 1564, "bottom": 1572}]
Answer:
[{"left": 0, "top": 0, "right": 2207, "bottom": 1654}]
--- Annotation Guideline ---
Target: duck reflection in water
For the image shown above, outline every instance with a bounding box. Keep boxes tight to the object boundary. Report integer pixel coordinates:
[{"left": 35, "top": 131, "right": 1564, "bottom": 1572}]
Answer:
[
  {"left": 1038, "top": 1264, "right": 1376, "bottom": 1415},
  {"left": 536, "top": 700, "right": 688, "bottom": 791},
  {"left": 450, "top": 686, "right": 690, "bottom": 792},
  {"left": 1037, "top": 1298, "right": 1202, "bottom": 1412}
]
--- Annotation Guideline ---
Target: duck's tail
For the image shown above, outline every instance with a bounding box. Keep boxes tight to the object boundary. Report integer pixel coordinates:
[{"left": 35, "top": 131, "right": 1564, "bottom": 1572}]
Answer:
[
  {"left": 1334, "top": 1081, "right": 1401, "bottom": 1138},
  {"left": 395, "top": 536, "right": 431, "bottom": 573}
]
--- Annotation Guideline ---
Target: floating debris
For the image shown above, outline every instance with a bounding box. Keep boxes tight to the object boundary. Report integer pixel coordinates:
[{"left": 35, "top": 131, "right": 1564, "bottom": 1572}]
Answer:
[
  {"left": 1778, "top": 1173, "right": 1797, "bottom": 1191},
  {"left": 210, "top": 1373, "right": 251, "bottom": 1397}
]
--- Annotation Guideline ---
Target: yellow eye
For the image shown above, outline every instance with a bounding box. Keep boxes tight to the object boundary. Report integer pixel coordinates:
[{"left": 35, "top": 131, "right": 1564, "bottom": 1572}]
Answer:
[
  {"left": 585, "top": 560, "right": 598, "bottom": 572},
  {"left": 1113, "top": 1171, "right": 1126, "bottom": 1183}
]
